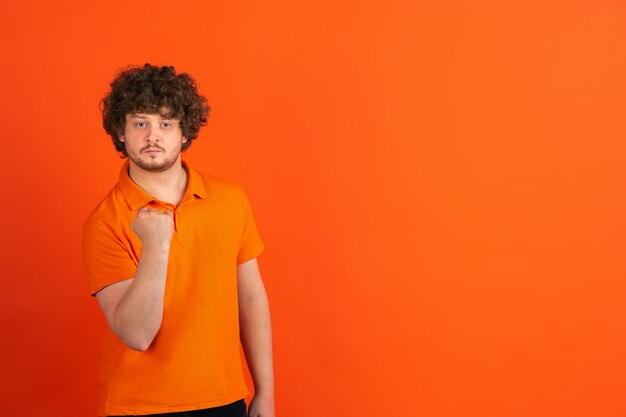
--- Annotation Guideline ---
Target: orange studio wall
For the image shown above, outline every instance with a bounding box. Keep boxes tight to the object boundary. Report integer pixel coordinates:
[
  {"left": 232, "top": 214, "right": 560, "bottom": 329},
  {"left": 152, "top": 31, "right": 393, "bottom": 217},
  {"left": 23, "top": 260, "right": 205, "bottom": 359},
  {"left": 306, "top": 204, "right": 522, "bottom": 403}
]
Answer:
[{"left": 0, "top": 1, "right": 625, "bottom": 416}]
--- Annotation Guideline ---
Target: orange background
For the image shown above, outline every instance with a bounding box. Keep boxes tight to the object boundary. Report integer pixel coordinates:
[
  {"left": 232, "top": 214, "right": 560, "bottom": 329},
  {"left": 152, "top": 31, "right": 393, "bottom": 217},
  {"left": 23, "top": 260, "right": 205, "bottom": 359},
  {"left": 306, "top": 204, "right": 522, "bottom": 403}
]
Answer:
[{"left": 1, "top": 1, "right": 626, "bottom": 416}]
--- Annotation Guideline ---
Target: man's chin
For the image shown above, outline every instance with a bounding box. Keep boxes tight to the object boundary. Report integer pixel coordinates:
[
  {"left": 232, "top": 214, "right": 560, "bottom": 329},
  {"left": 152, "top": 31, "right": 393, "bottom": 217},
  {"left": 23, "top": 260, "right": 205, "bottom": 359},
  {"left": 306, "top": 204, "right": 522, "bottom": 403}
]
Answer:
[{"left": 130, "top": 156, "right": 178, "bottom": 173}]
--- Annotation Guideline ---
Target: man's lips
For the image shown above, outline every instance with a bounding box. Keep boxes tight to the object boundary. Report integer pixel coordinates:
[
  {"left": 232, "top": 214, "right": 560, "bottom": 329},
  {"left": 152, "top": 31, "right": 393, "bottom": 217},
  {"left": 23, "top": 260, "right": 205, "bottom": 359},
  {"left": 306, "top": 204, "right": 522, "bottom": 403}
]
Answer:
[{"left": 143, "top": 147, "right": 164, "bottom": 154}]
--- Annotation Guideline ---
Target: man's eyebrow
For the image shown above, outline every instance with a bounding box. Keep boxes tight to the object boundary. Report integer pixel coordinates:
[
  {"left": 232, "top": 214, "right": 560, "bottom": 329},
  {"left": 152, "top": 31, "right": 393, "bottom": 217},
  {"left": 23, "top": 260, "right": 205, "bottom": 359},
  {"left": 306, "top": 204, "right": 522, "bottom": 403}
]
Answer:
[{"left": 128, "top": 113, "right": 177, "bottom": 120}]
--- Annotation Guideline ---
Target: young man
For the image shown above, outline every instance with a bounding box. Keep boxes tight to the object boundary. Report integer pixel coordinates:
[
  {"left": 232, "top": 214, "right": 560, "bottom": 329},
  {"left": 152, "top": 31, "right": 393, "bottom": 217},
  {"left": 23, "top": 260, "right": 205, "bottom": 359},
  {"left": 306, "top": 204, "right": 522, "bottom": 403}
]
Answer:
[{"left": 82, "top": 64, "right": 275, "bottom": 417}]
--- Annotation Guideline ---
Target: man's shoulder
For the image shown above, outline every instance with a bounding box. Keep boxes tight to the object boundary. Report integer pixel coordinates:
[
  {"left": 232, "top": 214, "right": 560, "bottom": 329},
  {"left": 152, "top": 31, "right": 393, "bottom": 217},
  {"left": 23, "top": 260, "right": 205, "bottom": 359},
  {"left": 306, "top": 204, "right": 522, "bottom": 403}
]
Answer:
[
  {"left": 191, "top": 168, "right": 248, "bottom": 200},
  {"left": 83, "top": 183, "right": 126, "bottom": 227}
]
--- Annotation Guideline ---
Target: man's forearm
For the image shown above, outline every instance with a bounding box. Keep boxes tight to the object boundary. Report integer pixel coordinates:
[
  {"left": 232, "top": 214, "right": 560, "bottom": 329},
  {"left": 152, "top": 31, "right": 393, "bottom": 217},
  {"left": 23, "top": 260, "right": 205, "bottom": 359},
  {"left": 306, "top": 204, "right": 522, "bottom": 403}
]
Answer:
[
  {"left": 113, "top": 244, "right": 170, "bottom": 351},
  {"left": 239, "top": 291, "right": 275, "bottom": 395}
]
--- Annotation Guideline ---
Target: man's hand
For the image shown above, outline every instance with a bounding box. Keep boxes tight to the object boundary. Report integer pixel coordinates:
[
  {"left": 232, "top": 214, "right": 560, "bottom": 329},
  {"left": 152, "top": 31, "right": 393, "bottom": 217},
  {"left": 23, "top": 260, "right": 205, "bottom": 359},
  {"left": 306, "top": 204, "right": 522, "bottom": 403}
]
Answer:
[
  {"left": 131, "top": 207, "right": 174, "bottom": 248},
  {"left": 248, "top": 391, "right": 275, "bottom": 417}
]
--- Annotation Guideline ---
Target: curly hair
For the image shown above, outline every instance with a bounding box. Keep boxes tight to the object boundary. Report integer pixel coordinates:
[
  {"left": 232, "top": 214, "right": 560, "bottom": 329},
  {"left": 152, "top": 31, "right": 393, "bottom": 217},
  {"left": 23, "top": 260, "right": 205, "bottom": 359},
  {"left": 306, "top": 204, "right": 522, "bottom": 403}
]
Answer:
[{"left": 100, "top": 63, "right": 210, "bottom": 157}]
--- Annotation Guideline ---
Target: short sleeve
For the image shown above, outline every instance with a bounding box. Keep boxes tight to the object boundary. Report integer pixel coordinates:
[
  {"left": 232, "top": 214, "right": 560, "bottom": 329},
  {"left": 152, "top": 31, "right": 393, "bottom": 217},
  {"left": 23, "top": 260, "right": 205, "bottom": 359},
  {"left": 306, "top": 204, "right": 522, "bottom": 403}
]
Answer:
[
  {"left": 237, "top": 190, "right": 265, "bottom": 265},
  {"left": 82, "top": 218, "right": 138, "bottom": 296}
]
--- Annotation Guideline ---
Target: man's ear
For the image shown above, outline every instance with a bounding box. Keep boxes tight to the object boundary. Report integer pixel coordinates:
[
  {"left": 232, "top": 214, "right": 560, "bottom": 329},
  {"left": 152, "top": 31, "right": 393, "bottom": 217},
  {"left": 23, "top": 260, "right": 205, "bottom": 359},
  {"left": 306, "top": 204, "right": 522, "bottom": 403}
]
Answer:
[
  {"left": 182, "top": 136, "right": 188, "bottom": 144},
  {"left": 119, "top": 135, "right": 125, "bottom": 142}
]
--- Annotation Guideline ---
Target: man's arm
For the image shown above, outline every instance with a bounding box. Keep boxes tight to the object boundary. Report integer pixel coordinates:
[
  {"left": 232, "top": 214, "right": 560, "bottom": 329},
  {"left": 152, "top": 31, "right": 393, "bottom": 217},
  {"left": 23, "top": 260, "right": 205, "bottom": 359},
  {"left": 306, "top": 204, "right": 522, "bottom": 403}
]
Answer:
[
  {"left": 238, "top": 257, "right": 276, "bottom": 417},
  {"left": 95, "top": 207, "right": 174, "bottom": 352}
]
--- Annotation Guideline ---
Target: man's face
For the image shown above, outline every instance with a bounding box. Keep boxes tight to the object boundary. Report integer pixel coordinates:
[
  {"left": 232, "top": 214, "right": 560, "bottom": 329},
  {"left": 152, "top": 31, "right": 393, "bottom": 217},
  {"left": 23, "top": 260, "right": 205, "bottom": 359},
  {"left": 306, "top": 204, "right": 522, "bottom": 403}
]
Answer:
[{"left": 120, "top": 110, "right": 187, "bottom": 173}]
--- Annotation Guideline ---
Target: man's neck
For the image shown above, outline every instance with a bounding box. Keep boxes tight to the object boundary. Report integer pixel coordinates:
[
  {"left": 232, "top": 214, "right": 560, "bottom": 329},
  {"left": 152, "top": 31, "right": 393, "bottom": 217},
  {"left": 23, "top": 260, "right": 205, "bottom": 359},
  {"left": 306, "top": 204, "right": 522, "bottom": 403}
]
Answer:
[{"left": 128, "top": 160, "right": 188, "bottom": 207}]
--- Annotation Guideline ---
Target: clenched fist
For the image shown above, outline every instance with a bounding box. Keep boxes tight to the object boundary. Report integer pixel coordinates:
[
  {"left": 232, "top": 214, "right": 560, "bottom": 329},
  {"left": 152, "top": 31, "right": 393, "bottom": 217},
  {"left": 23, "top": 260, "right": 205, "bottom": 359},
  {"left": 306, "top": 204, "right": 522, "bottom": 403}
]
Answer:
[{"left": 131, "top": 207, "right": 175, "bottom": 248}]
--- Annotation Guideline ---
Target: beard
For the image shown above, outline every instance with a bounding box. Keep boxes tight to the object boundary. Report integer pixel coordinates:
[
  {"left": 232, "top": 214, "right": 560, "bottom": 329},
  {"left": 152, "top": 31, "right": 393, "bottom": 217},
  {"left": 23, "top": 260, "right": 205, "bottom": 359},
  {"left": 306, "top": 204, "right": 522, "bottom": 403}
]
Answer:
[{"left": 126, "top": 144, "right": 181, "bottom": 173}]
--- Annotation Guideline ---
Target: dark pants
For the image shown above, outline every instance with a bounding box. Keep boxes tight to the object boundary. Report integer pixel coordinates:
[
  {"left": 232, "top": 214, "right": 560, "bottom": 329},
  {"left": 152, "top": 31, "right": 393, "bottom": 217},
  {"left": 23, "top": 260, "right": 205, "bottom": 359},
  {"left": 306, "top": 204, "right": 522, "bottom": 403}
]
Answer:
[{"left": 108, "top": 399, "right": 247, "bottom": 417}]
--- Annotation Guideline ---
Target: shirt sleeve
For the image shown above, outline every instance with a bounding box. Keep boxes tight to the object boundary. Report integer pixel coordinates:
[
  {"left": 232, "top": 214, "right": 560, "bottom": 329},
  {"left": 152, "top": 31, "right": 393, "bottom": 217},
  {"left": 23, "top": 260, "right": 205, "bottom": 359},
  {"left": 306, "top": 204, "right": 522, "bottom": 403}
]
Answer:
[
  {"left": 82, "top": 217, "right": 138, "bottom": 296},
  {"left": 237, "top": 190, "right": 265, "bottom": 265}
]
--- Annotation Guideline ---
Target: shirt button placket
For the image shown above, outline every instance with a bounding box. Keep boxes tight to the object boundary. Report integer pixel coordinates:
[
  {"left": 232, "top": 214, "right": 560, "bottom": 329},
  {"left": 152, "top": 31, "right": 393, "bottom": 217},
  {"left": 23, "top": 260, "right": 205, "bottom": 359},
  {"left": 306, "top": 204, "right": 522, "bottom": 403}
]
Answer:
[{"left": 170, "top": 204, "right": 179, "bottom": 233}]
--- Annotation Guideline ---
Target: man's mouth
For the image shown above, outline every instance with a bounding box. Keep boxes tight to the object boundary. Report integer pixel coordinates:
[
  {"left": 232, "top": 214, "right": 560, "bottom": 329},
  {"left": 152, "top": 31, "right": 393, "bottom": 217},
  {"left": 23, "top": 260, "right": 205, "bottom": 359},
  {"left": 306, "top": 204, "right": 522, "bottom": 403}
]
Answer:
[{"left": 143, "top": 147, "right": 164, "bottom": 153}]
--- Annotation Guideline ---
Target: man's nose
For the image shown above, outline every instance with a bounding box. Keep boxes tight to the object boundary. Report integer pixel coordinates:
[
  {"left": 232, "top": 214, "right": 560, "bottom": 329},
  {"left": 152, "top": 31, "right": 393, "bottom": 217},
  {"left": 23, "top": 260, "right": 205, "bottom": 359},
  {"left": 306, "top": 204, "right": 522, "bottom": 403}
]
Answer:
[{"left": 146, "top": 124, "right": 161, "bottom": 142}]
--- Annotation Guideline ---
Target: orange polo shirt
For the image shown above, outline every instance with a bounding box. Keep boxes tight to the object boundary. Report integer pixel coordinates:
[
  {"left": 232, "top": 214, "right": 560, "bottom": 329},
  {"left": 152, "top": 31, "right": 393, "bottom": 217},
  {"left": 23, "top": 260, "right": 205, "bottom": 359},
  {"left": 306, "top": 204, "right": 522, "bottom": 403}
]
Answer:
[{"left": 82, "top": 160, "right": 265, "bottom": 417}]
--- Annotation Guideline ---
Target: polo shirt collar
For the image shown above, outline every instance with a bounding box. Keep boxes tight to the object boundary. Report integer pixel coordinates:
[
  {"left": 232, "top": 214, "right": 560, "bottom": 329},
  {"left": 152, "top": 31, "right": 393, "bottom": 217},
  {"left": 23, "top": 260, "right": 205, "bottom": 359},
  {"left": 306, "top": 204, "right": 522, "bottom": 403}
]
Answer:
[
  {"left": 118, "top": 159, "right": 207, "bottom": 210},
  {"left": 184, "top": 160, "right": 208, "bottom": 200}
]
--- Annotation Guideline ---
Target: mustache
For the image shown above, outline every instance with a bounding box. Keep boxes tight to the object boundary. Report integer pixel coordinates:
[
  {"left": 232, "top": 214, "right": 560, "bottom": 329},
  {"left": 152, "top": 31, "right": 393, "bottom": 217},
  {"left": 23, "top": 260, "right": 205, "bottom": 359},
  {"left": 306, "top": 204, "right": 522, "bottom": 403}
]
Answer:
[{"left": 140, "top": 145, "right": 165, "bottom": 152}]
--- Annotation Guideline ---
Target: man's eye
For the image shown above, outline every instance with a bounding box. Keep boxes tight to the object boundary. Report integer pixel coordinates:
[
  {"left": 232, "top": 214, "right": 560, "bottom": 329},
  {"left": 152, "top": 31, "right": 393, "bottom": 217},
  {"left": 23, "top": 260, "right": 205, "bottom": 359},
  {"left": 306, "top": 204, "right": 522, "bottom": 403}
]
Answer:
[
  {"left": 136, "top": 122, "right": 147, "bottom": 128},
  {"left": 162, "top": 122, "right": 172, "bottom": 128}
]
